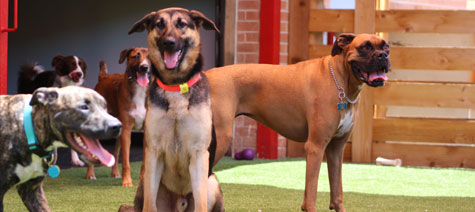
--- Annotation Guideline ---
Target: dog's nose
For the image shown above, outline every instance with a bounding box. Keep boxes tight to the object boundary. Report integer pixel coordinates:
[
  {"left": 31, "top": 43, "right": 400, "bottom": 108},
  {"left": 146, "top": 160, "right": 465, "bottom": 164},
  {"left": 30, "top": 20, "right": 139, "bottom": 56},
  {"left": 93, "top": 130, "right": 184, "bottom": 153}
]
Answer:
[
  {"left": 162, "top": 38, "right": 176, "bottom": 50},
  {"left": 378, "top": 52, "right": 388, "bottom": 59},
  {"left": 108, "top": 122, "right": 122, "bottom": 137},
  {"left": 139, "top": 64, "right": 149, "bottom": 73}
]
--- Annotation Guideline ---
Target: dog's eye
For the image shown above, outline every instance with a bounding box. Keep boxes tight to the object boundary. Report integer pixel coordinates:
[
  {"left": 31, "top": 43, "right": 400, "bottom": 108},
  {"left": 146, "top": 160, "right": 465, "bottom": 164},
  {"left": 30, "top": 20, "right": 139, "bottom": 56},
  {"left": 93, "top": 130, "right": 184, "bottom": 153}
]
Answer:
[
  {"left": 177, "top": 20, "right": 187, "bottom": 29},
  {"left": 156, "top": 20, "right": 165, "bottom": 30},
  {"left": 79, "top": 105, "right": 89, "bottom": 110},
  {"left": 361, "top": 44, "right": 373, "bottom": 51}
]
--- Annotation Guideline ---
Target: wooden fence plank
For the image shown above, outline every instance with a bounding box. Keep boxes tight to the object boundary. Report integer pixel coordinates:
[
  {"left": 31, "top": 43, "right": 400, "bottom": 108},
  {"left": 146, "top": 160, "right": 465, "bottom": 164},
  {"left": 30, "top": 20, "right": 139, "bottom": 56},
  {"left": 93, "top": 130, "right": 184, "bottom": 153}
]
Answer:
[
  {"left": 308, "top": 9, "right": 475, "bottom": 34},
  {"left": 376, "top": 10, "right": 475, "bottom": 33},
  {"left": 309, "top": 9, "right": 354, "bottom": 32},
  {"left": 389, "top": 47, "right": 475, "bottom": 70},
  {"left": 372, "top": 141, "right": 475, "bottom": 168},
  {"left": 373, "top": 117, "right": 475, "bottom": 144},
  {"left": 289, "top": 0, "right": 310, "bottom": 64},
  {"left": 351, "top": 0, "right": 376, "bottom": 163},
  {"left": 374, "top": 81, "right": 475, "bottom": 109},
  {"left": 309, "top": 45, "right": 475, "bottom": 71}
]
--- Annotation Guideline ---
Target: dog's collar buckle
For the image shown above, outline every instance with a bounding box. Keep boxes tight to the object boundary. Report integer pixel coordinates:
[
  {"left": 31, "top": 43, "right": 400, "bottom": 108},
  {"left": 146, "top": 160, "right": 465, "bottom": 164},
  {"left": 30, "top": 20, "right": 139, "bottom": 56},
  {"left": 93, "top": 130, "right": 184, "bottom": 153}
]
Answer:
[{"left": 156, "top": 74, "right": 201, "bottom": 94}]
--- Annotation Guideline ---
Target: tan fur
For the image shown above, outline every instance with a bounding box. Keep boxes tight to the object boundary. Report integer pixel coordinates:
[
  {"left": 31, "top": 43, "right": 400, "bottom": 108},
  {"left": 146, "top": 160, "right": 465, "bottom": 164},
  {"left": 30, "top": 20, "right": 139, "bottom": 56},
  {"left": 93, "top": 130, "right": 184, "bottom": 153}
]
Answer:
[
  {"left": 207, "top": 34, "right": 389, "bottom": 212},
  {"left": 128, "top": 8, "right": 222, "bottom": 212}
]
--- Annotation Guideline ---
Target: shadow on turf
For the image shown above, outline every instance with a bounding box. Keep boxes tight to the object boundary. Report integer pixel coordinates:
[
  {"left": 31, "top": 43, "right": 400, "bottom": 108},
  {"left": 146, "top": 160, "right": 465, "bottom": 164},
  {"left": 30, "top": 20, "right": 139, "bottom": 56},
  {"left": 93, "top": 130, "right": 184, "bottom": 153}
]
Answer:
[
  {"left": 221, "top": 183, "right": 475, "bottom": 212},
  {"left": 213, "top": 157, "right": 305, "bottom": 172}
]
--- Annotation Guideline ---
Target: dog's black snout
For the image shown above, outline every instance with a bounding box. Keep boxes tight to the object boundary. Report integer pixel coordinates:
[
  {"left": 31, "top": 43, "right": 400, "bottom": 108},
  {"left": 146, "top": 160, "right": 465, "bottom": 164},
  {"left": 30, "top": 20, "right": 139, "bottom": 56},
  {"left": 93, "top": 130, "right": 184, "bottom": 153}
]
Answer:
[
  {"left": 108, "top": 122, "right": 122, "bottom": 137},
  {"left": 139, "top": 64, "right": 149, "bottom": 73},
  {"left": 162, "top": 38, "right": 176, "bottom": 50},
  {"left": 378, "top": 52, "right": 388, "bottom": 59}
]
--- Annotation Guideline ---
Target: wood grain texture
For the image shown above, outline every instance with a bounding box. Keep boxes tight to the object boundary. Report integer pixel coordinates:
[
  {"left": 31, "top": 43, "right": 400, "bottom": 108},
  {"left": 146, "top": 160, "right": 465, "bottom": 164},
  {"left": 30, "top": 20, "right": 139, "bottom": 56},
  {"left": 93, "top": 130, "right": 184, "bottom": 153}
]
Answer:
[
  {"left": 372, "top": 141, "right": 475, "bottom": 168},
  {"left": 288, "top": 0, "right": 309, "bottom": 64},
  {"left": 373, "top": 117, "right": 475, "bottom": 144},
  {"left": 309, "top": 45, "right": 475, "bottom": 71},
  {"left": 374, "top": 81, "right": 475, "bottom": 109}
]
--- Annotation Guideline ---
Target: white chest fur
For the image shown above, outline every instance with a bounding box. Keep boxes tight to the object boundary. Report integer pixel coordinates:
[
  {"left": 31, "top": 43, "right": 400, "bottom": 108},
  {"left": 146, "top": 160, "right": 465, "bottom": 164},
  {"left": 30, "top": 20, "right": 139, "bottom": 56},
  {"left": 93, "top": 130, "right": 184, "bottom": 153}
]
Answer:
[
  {"left": 335, "top": 110, "right": 354, "bottom": 138},
  {"left": 15, "top": 154, "right": 45, "bottom": 185},
  {"left": 145, "top": 91, "right": 212, "bottom": 194},
  {"left": 129, "top": 85, "right": 147, "bottom": 130}
]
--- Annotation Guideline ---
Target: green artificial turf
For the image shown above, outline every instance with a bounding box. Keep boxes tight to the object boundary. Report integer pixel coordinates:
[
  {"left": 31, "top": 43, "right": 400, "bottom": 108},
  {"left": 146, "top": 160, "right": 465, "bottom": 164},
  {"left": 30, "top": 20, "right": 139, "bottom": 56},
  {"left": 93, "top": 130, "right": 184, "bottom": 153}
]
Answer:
[{"left": 3, "top": 157, "right": 475, "bottom": 211}]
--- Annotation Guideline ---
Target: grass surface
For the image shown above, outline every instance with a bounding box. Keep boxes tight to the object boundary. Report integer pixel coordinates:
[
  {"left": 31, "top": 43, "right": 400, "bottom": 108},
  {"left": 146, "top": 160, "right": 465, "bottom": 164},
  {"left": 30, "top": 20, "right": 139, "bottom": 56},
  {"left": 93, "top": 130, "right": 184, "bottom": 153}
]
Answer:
[{"left": 4, "top": 157, "right": 475, "bottom": 211}]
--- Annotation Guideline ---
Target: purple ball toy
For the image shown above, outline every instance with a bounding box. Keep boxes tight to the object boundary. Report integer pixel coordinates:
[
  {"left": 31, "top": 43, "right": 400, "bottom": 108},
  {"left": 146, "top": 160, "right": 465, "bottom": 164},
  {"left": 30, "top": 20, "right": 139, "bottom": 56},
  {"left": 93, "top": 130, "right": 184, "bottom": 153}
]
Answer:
[{"left": 235, "top": 148, "right": 255, "bottom": 160}]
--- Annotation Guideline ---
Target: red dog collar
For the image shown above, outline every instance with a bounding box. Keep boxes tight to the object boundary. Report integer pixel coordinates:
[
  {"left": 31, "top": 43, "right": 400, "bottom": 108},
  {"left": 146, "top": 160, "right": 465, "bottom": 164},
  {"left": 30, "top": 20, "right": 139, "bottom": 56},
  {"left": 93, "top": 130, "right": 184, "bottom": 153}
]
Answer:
[{"left": 156, "top": 74, "right": 201, "bottom": 94}]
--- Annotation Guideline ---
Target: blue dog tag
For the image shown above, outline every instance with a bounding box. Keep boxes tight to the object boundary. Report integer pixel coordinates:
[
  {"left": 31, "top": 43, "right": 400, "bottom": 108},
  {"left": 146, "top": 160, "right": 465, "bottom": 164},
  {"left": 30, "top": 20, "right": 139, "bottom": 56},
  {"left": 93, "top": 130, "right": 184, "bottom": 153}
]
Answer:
[
  {"left": 337, "top": 102, "right": 347, "bottom": 110},
  {"left": 48, "top": 165, "right": 60, "bottom": 178}
]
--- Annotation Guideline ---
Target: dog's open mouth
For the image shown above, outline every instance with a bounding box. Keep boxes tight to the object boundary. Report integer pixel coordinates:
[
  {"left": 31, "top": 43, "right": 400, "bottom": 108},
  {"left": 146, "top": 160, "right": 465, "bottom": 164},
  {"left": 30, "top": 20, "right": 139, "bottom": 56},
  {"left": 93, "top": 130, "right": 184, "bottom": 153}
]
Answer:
[
  {"left": 69, "top": 71, "right": 82, "bottom": 83},
  {"left": 353, "top": 65, "right": 389, "bottom": 87},
  {"left": 66, "top": 132, "right": 115, "bottom": 167},
  {"left": 136, "top": 72, "right": 149, "bottom": 87},
  {"left": 163, "top": 50, "right": 184, "bottom": 70}
]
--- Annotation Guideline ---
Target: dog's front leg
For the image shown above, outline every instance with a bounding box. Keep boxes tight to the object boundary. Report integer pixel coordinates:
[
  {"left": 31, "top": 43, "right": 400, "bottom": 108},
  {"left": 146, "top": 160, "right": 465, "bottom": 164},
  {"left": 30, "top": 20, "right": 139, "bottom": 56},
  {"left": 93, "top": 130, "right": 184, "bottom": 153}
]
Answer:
[
  {"left": 325, "top": 135, "right": 349, "bottom": 212},
  {"left": 16, "top": 177, "right": 50, "bottom": 212},
  {"left": 143, "top": 149, "right": 164, "bottom": 212},
  {"left": 301, "top": 133, "right": 330, "bottom": 212},
  {"left": 189, "top": 150, "right": 209, "bottom": 212}
]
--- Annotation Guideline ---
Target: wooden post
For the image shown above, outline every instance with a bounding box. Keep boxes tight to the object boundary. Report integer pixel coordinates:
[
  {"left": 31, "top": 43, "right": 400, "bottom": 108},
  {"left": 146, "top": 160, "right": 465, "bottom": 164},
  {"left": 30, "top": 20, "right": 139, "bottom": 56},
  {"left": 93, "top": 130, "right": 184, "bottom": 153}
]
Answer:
[
  {"left": 351, "top": 0, "right": 376, "bottom": 163},
  {"left": 223, "top": 0, "right": 236, "bottom": 66},
  {"left": 289, "top": 0, "right": 309, "bottom": 64},
  {"left": 257, "top": 0, "right": 280, "bottom": 160}
]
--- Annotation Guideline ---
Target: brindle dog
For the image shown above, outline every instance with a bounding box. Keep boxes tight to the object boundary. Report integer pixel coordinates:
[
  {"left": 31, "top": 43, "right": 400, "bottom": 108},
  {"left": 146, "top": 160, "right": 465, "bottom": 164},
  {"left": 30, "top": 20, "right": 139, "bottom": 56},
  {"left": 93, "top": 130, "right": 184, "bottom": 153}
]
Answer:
[
  {"left": 119, "top": 8, "right": 223, "bottom": 212},
  {"left": 0, "top": 86, "right": 121, "bottom": 212}
]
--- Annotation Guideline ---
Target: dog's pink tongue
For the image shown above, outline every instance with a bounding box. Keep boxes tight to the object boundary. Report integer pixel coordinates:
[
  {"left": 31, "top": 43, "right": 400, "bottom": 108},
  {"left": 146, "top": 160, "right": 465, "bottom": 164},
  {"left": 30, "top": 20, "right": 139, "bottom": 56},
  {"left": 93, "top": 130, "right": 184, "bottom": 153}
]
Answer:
[
  {"left": 81, "top": 135, "right": 115, "bottom": 167},
  {"left": 164, "top": 51, "right": 180, "bottom": 69},
  {"left": 136, "top": 72, "right": 149, "bottom": 87},
  {"left": 368, "top": 71, "right": 388, "bottom": 83},
  {"left": 69, "top": 72, "right": 81, "bottom": 82}
]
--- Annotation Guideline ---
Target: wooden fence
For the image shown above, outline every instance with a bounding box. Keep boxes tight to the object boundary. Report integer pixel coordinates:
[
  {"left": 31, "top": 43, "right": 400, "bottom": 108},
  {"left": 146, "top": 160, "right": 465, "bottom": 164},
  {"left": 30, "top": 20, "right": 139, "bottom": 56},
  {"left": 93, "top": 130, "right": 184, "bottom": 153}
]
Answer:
[{"left": 289, "top": 0, "right": 475, "bottom": 168}]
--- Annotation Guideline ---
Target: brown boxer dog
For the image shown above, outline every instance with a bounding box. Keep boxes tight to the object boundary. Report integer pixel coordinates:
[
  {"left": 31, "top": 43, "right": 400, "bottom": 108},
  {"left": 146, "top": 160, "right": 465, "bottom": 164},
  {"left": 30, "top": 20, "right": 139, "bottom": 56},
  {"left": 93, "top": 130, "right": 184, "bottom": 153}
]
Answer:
[{"left": 206, "top": 33, "right": 390, "bottom": 212}]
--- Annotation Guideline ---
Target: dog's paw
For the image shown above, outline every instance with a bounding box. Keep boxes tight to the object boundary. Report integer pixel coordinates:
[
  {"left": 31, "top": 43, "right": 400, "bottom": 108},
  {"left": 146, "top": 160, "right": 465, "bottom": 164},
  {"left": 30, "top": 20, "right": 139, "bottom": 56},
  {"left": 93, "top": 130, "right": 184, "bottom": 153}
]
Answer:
[
  {"left": 122, "top": 179, "right": 133, "bottom": 187},
  {"left": 86, "top": 175, "right": 97, "bottom": 180}
]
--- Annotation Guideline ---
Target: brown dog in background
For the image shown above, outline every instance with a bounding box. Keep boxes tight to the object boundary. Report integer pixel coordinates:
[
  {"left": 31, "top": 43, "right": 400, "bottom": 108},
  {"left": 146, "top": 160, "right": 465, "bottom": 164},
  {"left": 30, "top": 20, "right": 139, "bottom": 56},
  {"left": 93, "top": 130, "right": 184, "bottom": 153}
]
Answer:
[
  {"left": 206, "top": 33, "right": 390, "bottom": 212},
  {"left": 119, "top": 8, "right": 224, "bottom": 212},
  {"left": 87, "top": 48, "right": 151, "bottom": 186}
]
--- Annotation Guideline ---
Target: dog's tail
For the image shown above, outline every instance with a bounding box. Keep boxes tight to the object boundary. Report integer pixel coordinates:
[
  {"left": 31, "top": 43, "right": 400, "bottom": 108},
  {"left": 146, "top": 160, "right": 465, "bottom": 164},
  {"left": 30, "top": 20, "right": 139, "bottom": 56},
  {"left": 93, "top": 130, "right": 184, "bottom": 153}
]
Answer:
[
  {"left": 17, "top": 62, "right": 44, "bottom": 94},
  {"left": 98, "top": 60, "right": 109, "bottom": 81}
]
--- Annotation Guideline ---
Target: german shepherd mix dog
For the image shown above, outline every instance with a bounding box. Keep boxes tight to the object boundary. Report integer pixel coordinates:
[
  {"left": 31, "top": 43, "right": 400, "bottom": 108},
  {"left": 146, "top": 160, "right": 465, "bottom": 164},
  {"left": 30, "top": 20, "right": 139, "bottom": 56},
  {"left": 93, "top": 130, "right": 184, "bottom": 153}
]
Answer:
[
  {"left": 206, "top": 33, "right": 390, "bottom": 212},
  {"left": 121, "top": 8, "right": 224, "bottom": 212},
  {"left": 86, "top": 48, "right": 151, "bottom": 186},
  {"left": 0, "top": 86, "right": 121, "bottom": 212}
]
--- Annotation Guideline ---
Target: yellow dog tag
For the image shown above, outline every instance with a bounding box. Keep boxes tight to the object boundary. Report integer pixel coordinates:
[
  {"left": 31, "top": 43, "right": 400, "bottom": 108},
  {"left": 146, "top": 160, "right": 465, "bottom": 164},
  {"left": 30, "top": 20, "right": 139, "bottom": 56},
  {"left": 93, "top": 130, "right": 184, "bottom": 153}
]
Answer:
[{"left": 179, "top": 83, "right": 189, "bottom": 94}]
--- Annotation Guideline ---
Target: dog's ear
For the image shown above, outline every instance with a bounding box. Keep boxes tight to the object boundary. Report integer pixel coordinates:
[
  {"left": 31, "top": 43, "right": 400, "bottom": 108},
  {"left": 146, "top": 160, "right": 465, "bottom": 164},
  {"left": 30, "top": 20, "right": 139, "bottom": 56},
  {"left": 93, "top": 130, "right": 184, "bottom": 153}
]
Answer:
[
  {"left": 190, "top": 10, "right": 220, "bottom": 33},
  {"left": 30, "top": 87, "right": 59, "bottom": 106},
  {"left": 129, "top": 12, "right": 156, "bottom": 35},
  {"left": 331, "top": 33, "right": 356, "bottom": 56},
  {"left": 52, "top": 54, "right": 65, "bottom": 69},
  {"left": 119, "top": 48, "right": 133, "bottom": 64}
]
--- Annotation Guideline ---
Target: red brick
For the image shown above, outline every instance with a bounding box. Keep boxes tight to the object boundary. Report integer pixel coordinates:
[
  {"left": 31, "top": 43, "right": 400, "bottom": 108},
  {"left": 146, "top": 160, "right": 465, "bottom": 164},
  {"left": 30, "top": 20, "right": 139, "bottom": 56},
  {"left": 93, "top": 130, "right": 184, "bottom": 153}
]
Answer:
[
  {"left": 245, "top": 32, "right": 259, "bottom": 42},
  {"left": 237, "top": 43, "right": 259, "bottom": 53},
  {"left": 238, "top": 11, "right": 246, "bottom": 20},
  {"left": 246, "top": 11, "right": 259, "bottom": 20},
  {"left": 280, "top": 12, "right": 289, "bottom": 22},
  {"left": 280, "top": 33, "right": 288, "bottom": 42},
  {"left": 280, "top": 22, "right": 288, "bottom": 31},
  {"left": 237, "top": 32, "right": 245, "bottom": 42},
  {"left": 279, "top": 55, "right": 288, "bottom": 64},
  {"left": 238, "top": 0, "right": 259, "bottom": 9},
  {"left": 237, "top": 21, "right": 259, "bottom": 31},
  {"left": 281, "top": 0, "right": 288, "bottom": 11}
]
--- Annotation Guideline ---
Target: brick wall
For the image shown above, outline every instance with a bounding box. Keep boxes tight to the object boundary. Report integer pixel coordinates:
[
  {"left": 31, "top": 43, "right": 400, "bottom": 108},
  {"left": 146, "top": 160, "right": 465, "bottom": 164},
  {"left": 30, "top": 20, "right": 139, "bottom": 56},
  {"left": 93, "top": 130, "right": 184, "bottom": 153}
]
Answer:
[{"left": 232, "top": 0, "right": 289, "bottom": 159}]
